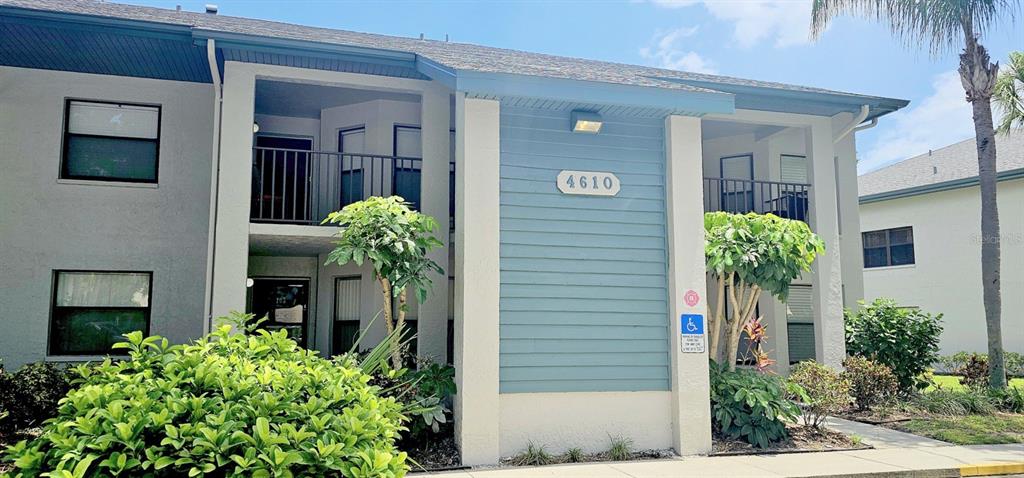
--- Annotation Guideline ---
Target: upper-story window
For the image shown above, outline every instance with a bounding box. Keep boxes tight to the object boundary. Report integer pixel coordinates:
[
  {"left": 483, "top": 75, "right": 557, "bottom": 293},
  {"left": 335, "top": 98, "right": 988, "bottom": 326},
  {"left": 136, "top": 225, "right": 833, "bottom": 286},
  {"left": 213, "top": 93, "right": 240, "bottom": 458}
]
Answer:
[
  {"left": 863, "top": 226, "right": 915, "bottom": 268},
  {"left": 62, "top": 100, "right": 161, "bottom": 183}
]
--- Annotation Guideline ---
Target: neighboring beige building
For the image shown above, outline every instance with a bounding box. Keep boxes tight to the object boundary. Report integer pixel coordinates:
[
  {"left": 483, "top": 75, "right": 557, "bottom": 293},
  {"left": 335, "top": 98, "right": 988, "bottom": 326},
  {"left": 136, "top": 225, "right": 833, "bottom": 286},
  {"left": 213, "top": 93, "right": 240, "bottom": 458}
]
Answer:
[{"left": 859, "top": 132, "right": 1024, "bottom": 357}]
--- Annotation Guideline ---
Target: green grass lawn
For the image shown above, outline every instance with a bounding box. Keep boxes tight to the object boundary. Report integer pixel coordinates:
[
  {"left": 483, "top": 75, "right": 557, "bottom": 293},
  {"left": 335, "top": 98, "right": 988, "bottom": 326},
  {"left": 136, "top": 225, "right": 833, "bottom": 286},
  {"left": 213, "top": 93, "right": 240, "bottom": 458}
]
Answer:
[
  {"left": 927, "top": 375, "right": 1024, "bottom": 391},
  {"left": 898, "top": 414, "right": 1024, "bottom": 445}
]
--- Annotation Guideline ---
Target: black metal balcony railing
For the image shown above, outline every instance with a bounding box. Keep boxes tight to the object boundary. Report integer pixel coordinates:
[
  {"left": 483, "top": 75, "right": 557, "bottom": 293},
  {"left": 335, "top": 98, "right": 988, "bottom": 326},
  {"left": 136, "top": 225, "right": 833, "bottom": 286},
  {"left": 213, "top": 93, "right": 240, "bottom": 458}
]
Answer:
[
  {"left": 703, "top": 177, "right": 810, "bottom": 222},
  {"left": 251, "top": 147, "right": 454, "bottom": 225}
]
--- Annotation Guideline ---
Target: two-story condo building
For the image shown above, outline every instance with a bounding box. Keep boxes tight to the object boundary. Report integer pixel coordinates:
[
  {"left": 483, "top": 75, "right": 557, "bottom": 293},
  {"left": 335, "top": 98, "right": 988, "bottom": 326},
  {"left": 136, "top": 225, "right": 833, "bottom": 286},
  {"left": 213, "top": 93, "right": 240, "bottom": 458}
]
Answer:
[{"left": 0, "top": 0, "right": 907, "bottom": 464}]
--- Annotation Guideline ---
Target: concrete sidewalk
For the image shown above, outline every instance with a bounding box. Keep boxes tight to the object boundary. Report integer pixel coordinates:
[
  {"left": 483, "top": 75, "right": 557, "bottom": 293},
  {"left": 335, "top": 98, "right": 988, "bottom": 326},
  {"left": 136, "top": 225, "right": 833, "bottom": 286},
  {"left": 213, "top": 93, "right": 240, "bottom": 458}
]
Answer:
[{"left": 420, "top": 444, "right": 1024, "bottom": 477}]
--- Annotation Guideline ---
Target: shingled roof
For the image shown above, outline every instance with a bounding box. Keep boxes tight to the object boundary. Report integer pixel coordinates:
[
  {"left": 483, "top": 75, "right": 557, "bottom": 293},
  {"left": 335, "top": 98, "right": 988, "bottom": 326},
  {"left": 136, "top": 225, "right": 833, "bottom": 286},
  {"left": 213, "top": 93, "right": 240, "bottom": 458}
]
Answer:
[
  {"left": 859, "top": 131, "right": 1024, "bottom": 200},
  {"left": 1, "top": 0, "right": 905, "bottom": 108}
]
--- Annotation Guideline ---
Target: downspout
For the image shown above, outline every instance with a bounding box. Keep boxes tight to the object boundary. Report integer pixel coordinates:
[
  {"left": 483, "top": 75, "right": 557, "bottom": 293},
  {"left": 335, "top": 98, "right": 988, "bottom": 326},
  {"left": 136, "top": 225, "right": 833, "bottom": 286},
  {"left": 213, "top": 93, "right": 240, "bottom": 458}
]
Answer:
[
  {"left": 833, "top": 104, "right": 870, "bottom": 143},
  {"left": 203, "top": 38, "right": 223, "bottom": 334}
]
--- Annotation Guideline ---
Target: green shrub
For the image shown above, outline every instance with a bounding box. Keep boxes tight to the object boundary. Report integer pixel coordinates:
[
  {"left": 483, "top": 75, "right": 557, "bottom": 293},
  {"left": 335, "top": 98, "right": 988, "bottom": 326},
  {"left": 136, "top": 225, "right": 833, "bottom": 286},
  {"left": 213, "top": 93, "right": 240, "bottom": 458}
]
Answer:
[
  {"left": 940, "top": 351, "right": 1024, "bottom": 378},
  {"left": 565, "top": 447, "right": 584, "bottom": 463},
  {"left": 990, "top": 386, "right": 1024, "bottom": 413},
  {"left": 607, "top": 435, "right": 633, "bottom": 461},
  {"left": 912, "top": 388, "right": 996, "bottom": 416},
  {"left": 509, "top": 442, "right": 553, "bottom": 466},
  {"left": 956, "top": 353, "right": 990, "bottom": 390},
  {"left": 709, "top": 361, "right": 802, "bottom": 448},
  {"left": 788, "top": 361, "right": 852, "bottom": 427},
  {"left": 2, "top": 323, "right": 408, "bottom": 478},
  {"left": 842, "top": 356, "right": 899, "bottom": 411},
  {"left": 845, "top": 299, "right": 943, "bottom": 394},
  {"left": 0, "top": 362, "right": 74, "bottom": 433}
]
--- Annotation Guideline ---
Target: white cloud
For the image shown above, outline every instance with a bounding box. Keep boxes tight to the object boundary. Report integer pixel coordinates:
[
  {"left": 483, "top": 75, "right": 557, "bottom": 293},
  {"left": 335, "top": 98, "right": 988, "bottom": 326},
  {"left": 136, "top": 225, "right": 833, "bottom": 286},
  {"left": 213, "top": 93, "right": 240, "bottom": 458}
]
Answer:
[
  {"left": 648, "top": 0, "right": 816, "bottom": 48},
  {"left": 640, "top": 26, "right": 719, "bottom": 74},
  {"left": 858, "top": 70, "right": 974, "bottom": 174}
]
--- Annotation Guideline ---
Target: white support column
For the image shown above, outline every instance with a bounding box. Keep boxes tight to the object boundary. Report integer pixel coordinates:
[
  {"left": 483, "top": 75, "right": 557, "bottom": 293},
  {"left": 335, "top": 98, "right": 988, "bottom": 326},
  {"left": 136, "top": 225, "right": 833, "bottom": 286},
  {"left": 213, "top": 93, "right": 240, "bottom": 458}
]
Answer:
[
  {"left": 453, "top": 94, "right": 501, "bottom": 465},
  {"left": 418, "top": 86, "right": 451, "bottom": 363},
  {"left": 210, "top": 62, "right": 256, "bottom": 320},
  {"left": 665, "top": 115, "right": 712, "bottom": 456},
  {"left": 832, "top": 113, "right": 865, "bottom": 309},
  {"left": 806, "top": 118, "right": 846, "bottom": 368}
]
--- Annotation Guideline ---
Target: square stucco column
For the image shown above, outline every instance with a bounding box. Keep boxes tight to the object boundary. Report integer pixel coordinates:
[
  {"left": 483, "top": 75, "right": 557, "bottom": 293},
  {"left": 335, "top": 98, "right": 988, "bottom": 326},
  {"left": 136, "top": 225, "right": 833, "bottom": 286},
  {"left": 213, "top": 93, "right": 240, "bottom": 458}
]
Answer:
[
  {"left": 832, "top": 113, "right": 865, "bottom": 309},
  {"left": 418, "top": 86, "right": 451, "bottom": 363},
  {"left": 210, "top": 62, "right": 256, "bottom": 321},
  {"left": 665, "top": 115, "right": 713, "bottom": 455},
  {"left": 806, "top": 118, "right": 846, "bottom": 368},
  {"left": 453, "top": 94, "right": 500, "bottom": 465}
]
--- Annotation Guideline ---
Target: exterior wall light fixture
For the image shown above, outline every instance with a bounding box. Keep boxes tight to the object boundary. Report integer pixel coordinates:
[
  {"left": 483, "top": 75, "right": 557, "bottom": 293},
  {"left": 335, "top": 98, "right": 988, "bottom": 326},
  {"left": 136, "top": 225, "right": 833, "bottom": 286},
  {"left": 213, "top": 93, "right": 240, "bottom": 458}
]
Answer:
[{"left": 571, "top": 110, "right": 602, "bottom": 134}]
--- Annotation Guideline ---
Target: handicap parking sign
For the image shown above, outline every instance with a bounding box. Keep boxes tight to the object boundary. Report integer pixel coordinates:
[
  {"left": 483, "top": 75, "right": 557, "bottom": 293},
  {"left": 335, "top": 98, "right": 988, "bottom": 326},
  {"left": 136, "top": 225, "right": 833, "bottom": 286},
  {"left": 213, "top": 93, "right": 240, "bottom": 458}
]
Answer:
[
  {"left": 680, "top": 314, "right": 705, "bottom": 353},
  {"left": 681, "top": 314, "right": 704, "bottom": 335}
]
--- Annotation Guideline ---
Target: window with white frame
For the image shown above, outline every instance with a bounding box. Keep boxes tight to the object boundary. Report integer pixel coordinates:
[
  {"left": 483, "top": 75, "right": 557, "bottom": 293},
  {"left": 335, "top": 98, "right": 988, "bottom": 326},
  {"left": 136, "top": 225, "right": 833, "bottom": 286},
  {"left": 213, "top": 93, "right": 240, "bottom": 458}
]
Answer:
[
  {"left": 862, "top": 227, "right": 915, "bottom": 268},
  {"left": 62, "top": 100, "right": 160, "bottom": 182},
  {"left": 50, "top": 271, "right": 151, "bottom": 356},
  {"left": 333, "top": 276, "right": 361, "bottom": 355}
]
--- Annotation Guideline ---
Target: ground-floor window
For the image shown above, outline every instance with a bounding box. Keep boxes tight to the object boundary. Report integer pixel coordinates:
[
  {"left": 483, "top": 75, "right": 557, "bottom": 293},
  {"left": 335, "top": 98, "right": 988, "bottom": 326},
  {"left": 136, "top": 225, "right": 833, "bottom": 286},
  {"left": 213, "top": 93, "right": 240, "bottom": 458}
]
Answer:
[
  {"left": 49, "top": 271, "right": 151, "bottom": 356},
  {"left": 249, "top": 278, "right": 310, "bottom": 347},
  {"left": 786, "top": 285, "right": 816, "bottom": 364},
  {"left": 333, "top": 276, "right": 361, "bottom": 355}
]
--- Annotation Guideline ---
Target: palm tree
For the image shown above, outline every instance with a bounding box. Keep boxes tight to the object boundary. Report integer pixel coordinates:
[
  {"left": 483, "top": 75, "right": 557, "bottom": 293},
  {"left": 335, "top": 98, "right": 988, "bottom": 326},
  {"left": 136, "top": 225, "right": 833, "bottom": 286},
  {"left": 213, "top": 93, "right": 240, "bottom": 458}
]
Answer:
[
  {"left": 811, "top": 0, "right": 1016, "bottom": 389},
  {"left": 995, "top": 51, "right": 1024, "bottom": 134}
]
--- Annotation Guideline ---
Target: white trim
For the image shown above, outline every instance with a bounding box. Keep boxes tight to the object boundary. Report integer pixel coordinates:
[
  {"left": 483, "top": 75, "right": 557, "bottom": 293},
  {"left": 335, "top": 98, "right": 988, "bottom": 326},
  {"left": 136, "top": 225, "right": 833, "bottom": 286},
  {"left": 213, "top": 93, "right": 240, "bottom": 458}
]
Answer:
[
  {"left": 863, "top": 263, "right": 916, "bottom": 272},
  {"left": 55, "top": 178, "right": 159, "bottom": 189},
  {"left": 228, "top": 61, "right": 434, "bottom": 95}
]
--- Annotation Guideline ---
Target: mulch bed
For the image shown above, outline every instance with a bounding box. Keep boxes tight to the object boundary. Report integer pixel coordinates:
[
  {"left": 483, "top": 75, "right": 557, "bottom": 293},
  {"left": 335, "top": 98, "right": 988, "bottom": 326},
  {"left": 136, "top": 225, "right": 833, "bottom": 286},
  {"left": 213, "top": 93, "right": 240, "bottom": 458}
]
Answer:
[
  {"left": 406, "top": 435, "right": 463, "bottom": 472},
  {"left": 711, "top": 424, "right": 868, "bottom": 455},
  {"left": 496, "top": 449, "right": 675, "bottom": 468},
  {"left": 838, "top": 409, "right": 913, "bottom": 425}
]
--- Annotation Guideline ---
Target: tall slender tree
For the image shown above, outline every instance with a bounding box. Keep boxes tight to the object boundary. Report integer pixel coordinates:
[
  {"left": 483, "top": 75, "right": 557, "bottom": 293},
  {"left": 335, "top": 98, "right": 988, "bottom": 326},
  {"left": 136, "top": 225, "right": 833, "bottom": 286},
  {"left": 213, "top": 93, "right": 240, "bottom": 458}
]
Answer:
[{"left": 811, "top": 0, "right": 1016, "bottom": 388}]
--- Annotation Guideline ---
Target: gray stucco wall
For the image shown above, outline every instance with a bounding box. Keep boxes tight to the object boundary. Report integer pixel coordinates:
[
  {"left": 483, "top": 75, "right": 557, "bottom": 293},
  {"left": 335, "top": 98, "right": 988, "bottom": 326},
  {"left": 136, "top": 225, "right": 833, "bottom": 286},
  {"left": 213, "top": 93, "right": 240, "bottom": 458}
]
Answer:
[{"left": 0, "top": 66, "right": 214, "bottom": 369}]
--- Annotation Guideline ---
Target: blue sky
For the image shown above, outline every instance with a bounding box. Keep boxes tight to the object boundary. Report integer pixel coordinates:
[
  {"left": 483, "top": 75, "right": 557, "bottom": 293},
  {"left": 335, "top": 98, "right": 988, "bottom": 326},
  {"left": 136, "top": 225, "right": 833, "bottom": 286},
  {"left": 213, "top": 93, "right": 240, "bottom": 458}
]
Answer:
[{"left": 130, "top": 0, "right": 1021, "bottom": 174}]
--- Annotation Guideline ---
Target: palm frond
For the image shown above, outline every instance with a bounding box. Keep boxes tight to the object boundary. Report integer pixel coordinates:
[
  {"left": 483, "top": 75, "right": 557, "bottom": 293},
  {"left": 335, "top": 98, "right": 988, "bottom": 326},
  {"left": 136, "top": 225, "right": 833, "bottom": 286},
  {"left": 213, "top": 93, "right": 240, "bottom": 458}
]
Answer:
[
  {"left": 811, "top": 0, "right": 1017, "bottom": 56},
  {"left": 995, "top": 51, "right": 1024, "bottom": 134}
]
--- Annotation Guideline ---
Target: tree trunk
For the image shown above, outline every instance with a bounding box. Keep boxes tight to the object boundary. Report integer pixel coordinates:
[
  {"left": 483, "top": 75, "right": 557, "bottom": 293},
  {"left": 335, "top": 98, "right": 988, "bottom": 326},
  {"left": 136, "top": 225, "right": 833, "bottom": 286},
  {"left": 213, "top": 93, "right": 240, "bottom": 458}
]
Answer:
[
  {"left": 396, "top": 287, "right": 408, "bottom": 366},
  {"left": 959, "top": 30, "right": 1007, "bottom": 389},
  {"left": 709, "top": 273, "right": 728, "bottom": 364},
  {"left": 378, "top": 275, "right": 403, "bottom": 369}
]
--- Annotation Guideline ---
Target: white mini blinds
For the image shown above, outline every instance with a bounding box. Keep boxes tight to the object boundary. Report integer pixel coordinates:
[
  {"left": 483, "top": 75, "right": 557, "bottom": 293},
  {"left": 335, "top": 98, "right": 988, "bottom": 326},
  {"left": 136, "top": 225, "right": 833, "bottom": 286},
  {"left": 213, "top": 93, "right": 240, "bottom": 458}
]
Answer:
[
  {"left": 55, "top": 271, "right": 151, "bottom": 307},
  {"left": 62, "top": 100, "right": 160, "bottom": 183}
]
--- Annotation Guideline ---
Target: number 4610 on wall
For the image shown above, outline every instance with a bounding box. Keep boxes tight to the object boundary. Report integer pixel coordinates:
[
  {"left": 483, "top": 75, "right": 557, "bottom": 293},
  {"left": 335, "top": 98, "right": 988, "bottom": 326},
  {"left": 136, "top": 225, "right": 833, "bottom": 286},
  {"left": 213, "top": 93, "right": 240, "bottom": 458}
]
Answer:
[{"left": 556, "top": 170, "right": 621, "bottom": 197}]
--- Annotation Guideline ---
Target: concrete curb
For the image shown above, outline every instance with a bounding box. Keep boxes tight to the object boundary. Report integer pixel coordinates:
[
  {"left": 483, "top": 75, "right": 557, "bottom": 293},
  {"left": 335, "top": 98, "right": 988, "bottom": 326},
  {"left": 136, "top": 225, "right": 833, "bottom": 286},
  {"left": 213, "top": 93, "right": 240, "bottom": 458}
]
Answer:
[
  {"left": 959, "top": 461, "right": 1024, "bottom": 477},
  {"left": 800, "top": 469, "right": 959, "bottom": 478}
]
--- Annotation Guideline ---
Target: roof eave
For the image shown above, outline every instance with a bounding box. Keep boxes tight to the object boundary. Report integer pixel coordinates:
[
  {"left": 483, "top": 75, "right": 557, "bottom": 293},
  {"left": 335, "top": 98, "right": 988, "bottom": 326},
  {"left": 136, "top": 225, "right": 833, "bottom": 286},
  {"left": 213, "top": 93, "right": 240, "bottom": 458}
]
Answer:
[{"left": 859, "top": 167, "right": 1024, "bottom": 204}]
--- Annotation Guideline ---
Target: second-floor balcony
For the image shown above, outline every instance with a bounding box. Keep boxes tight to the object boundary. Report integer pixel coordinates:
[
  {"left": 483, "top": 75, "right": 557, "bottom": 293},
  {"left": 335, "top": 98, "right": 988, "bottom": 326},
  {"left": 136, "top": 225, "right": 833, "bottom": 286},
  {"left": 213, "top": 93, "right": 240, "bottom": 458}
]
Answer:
[
  {"left": 703, "top": 177, "right": 810, "bottom": 222},
  {"left": 250, "top": 147, "right": 454, "bottom": 226}
]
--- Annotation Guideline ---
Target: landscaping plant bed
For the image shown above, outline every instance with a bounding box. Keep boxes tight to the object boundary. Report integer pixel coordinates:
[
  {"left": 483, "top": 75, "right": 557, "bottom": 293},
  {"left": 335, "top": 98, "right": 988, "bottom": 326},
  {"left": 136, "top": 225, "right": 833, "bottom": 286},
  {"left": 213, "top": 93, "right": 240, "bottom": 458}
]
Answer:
[
  {"left": 882, "top": 412, "right": 1024, "bottom": 445},
  {"left": 406, "top": 435, "right": 463, "bottom": 472},
  {"left": 496, "top": 448, "right": 674, "bottom": 467},
  {"left": 711, "top": 424, "right": 868, "bottom": 455}
]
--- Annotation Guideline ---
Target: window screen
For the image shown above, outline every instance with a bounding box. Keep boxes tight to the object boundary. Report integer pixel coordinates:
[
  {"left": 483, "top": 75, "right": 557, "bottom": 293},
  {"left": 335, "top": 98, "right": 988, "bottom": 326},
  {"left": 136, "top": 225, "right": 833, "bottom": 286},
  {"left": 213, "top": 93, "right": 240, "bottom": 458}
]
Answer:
[
  {"left": 786, "top": 285, "right": 815, "bottom": 364},
  {"left": 393, "top": 125, "right": 422, "bottom": 209},
  {"left": 62, "top": 100, "right": 160, "bottom": 182},
  {"left": 339, "top": 127, "right": 366, "bottom": 208},
  {"left": 50, "top": 271, "right": 151, "bottom": 355}
]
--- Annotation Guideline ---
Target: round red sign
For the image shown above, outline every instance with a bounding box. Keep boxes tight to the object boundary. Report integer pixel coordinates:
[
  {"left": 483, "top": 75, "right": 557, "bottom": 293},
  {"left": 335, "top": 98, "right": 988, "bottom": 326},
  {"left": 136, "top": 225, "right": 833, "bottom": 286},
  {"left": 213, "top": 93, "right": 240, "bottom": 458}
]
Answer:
[{"left": 684, "top": 289, "right": 700, "bottom": 307}]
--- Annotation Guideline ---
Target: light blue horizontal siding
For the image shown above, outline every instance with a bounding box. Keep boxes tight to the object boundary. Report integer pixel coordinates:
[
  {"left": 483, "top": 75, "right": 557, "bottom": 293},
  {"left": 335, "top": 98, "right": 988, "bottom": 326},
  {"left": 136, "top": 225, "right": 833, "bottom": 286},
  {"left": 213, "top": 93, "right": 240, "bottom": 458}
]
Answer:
[{"left": 499, "top": 105, "right": 670, "bottom": 394}]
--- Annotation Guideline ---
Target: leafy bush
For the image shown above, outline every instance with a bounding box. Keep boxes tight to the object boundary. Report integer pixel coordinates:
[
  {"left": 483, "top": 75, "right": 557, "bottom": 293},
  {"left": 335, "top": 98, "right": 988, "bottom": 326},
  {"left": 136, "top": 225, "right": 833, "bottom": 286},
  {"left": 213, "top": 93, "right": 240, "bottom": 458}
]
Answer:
[
  {"left": 788, "top": 361, "right": 852, "bottom": 427},
  {"left": 940, "top": 351, "right": 1024, "bottom": 378},
  {"left": 845, "top": 299, "right": 943, "bottom": 394},
  {"left": 956, "top": 353, "right": 990, "bottom": 390},
  {"left": 0, "top": 362, "right": 74, "bottom": 434},
  {"left": 842, "top": 356, "right": 899, "bottom": 411},
  {"left": 3, "top": 322, "right": 409, "bottom": 478},
  {"left": 709, "top": 361, "right": 802, "bottom": 448}
]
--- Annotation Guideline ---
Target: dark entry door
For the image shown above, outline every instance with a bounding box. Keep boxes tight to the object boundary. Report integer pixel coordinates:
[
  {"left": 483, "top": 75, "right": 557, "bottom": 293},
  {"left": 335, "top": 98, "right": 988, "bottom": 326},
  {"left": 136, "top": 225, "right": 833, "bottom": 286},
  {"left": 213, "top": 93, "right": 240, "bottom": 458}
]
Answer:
[{"left": 250, "top": 278, "right": 310, "bottom": 348}]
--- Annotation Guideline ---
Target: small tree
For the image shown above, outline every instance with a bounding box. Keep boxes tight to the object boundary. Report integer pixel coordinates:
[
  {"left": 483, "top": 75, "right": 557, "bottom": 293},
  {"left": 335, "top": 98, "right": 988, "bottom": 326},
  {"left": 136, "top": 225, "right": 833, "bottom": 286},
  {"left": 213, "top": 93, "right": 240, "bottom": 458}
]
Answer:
[
  {"left": 705, "top": 212, "right": 825, "bottom": 371},
  {"left": 324, "top": 196, "right": 443, "bottom": 368}
]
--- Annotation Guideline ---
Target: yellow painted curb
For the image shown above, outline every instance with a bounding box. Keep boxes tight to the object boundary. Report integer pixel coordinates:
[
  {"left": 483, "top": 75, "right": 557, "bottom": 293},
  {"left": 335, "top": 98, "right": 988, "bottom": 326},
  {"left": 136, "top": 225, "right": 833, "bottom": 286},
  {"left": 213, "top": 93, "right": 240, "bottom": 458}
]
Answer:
[{"left": 959, "top": 461, "right": 1024, "bottom": 477}]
